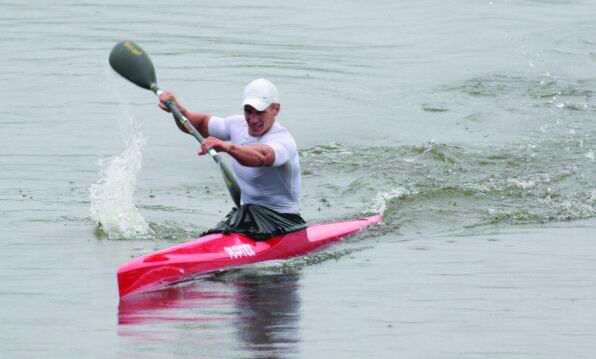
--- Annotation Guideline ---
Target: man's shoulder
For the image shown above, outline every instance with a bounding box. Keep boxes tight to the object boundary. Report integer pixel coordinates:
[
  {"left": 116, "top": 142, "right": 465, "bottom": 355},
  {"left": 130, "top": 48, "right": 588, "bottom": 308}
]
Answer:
[
  {"left": 265, "top": 123, "right": 293, "bottom": 140},
  {"left": 222, "top": 114, "right": 247, "bottom": 134},
  {"left": 268, "top": 122, "right": 292, "bottom": 136},
  {"left": 264, "top": 123, "right": 297, "bottom": 149},
  {"left": 210, "top": 114, "right": 245, "bottom": 129},
  {"left": 222, "top": 114, "right": 245, "bottom": 124}
]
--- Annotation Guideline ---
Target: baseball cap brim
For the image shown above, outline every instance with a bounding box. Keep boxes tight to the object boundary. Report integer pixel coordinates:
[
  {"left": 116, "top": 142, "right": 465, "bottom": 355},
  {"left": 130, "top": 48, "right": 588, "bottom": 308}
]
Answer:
[{"left": 242, "top": 98, "right": 270, "bottom": 112}]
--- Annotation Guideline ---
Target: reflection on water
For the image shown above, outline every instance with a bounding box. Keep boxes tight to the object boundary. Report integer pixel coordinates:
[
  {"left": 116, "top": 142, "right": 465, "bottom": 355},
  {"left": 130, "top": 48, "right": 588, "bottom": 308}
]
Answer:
[
  {"left": 233, "top": 272, "right": 301, "bottom": 357},
  {"left": 118, "top": 285, "right": 234, "bottom": 325},
  {"left": 118, "top": 270, "right": 301, "bottom": 358}
]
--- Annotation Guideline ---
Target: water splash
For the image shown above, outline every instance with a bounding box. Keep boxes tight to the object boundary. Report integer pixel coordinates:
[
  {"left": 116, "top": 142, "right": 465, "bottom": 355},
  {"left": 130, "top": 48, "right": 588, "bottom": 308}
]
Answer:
[
  {"left": 364, "top": 187, "right": 409, "bottom": 215},
  {"left": 90, "top": 111, "right": 152, "bottom": 240}
]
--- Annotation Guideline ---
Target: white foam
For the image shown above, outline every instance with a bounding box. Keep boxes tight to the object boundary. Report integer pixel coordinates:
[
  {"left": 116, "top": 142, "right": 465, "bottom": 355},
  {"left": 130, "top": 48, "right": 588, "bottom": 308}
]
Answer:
[
  {"left": 507, "top": 178, "right": 536, "bottom": 190},
  {"left": 364, "top": 187, "right": 409, "bottom": 215}
]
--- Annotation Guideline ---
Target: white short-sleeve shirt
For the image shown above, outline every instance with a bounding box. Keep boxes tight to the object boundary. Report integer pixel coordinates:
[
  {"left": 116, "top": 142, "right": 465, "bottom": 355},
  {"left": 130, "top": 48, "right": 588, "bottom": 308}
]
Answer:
[{"left": 208, "top": 115, "right": 301, "bottom": 213}]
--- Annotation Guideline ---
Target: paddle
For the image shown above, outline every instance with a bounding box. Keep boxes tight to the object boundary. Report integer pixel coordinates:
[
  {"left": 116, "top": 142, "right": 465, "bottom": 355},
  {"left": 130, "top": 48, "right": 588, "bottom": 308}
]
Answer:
[{"left": 108, "top": 40, "right": 241, "bottom": 207}]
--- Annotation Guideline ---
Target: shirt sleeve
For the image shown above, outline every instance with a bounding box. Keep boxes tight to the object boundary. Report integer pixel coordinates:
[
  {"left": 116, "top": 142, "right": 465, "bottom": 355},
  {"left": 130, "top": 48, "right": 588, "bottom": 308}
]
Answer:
[
  {"left": 266, "top": 131, "right": 297, "bottom": 167},
  {"left": 208, "top": 116, "right": 231, "bottom": 141}
]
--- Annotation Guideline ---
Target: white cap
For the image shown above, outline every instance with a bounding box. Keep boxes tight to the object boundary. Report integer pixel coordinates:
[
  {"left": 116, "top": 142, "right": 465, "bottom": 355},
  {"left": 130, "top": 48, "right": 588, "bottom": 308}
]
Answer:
[{"left": 242, "top": 78, "right": 279, "bottom": 111}]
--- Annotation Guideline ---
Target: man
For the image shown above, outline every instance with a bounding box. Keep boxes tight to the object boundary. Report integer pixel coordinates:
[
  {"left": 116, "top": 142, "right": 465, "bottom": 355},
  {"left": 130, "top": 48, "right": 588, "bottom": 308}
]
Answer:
[{"left": 158, "top": 79, "right": 305, "bottom": 240}]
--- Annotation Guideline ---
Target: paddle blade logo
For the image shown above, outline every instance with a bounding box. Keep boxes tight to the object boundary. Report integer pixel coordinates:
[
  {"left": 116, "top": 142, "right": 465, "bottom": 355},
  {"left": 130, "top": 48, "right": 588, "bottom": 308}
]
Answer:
[{"left": 123, "top": 41, "right": 143, "bottom": 56}]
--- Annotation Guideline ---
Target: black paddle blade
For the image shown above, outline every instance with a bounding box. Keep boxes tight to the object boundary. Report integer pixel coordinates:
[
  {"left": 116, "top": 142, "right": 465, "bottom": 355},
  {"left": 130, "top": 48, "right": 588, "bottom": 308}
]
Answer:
[{"left": 109, "top": 41, "right": 157, "bottom": 91}]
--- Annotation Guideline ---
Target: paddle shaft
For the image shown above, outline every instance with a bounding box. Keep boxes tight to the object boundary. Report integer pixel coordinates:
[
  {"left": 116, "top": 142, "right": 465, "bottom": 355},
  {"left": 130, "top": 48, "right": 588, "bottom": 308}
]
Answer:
[{"left": 153, "top": 89, "right": 213, "bottom": 154}]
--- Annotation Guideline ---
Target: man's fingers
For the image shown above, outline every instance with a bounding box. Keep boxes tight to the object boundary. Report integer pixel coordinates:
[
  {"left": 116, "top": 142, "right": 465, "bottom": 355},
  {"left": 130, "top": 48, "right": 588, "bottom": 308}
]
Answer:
[{"left": 198, "top": 143, "right": 209, "bottom": 156}]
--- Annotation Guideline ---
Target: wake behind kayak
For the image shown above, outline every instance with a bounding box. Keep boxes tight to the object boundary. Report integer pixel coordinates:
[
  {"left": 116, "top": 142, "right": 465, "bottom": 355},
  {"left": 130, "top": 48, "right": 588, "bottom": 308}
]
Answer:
[{"left": 117, "top": 215, "right": 383, "bottom": 298}]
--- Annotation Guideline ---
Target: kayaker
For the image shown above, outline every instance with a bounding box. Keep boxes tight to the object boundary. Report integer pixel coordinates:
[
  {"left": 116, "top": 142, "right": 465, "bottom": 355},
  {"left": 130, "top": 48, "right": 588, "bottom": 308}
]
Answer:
[{"left": 158, "top": 78, "right": 306, "bottom": 240}]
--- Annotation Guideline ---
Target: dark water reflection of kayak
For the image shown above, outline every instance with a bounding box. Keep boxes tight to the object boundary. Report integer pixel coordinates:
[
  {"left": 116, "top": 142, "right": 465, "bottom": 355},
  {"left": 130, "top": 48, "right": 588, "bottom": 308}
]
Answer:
[{"left": 118, "top": 270, "right": 300, "bottom": 357}]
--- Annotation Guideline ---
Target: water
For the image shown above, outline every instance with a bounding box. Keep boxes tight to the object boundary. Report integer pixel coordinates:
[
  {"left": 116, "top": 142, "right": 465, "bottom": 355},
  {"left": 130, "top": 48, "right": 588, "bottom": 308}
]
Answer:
[{"left": 1, "top": 0, "right": 596, "bottom": 358}]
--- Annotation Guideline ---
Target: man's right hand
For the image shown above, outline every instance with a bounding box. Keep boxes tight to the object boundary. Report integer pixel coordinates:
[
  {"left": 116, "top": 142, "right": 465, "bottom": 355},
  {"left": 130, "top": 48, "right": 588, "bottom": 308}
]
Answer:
[
  {"left": 157, "top": 91, "right": 210, "bottom": 138},
  {"left": 158, "top": 91, "right": 182, "bottom": 113}
]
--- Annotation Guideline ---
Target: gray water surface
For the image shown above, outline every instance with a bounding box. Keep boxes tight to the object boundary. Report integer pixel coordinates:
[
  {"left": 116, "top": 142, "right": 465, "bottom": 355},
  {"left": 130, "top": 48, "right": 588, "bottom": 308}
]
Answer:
[{"left": 1, "top": 1, "right": 596, "bottom": 358}]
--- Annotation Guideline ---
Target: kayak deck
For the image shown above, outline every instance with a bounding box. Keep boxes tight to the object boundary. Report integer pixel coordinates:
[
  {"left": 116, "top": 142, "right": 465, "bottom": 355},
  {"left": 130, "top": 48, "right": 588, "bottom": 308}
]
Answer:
[{"left": 117, "top": 215, "right": 383, "bottom": 298}]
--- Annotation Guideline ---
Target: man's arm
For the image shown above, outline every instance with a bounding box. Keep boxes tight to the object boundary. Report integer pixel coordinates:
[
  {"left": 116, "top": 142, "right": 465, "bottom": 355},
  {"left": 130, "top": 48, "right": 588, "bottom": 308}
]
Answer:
[
  {"left": 158, "top": 91, "right": 210, "bottom": 138},
  {"left": 200, "top": 137, "right": 275, "bottom": 167}
]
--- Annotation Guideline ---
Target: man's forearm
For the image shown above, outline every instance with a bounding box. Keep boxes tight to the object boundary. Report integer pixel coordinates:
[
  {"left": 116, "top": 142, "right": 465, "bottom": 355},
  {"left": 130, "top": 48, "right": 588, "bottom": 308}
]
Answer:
[
  {"left": 176, "top": 109, "right": 210, "bottom": 138},
  {"left": 227, "top": 144, "right": 275, "bottom": 167}
]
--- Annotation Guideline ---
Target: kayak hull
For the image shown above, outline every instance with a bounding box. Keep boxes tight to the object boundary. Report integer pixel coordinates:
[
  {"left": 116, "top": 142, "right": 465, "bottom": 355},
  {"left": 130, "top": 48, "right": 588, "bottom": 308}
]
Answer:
[{"left": 117, "top": 215, "right": 383, "bottom": 298}]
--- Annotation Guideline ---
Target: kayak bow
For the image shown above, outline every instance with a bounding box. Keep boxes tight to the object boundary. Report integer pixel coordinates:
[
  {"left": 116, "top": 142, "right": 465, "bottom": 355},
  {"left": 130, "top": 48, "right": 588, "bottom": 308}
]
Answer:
[{"left": 118, "top": 215, "right": 383, "bottom": 298}]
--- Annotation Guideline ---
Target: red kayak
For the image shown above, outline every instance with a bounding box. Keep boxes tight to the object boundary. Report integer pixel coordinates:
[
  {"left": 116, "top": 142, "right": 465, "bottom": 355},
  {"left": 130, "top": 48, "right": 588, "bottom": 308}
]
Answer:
[{"left": 118, "top": 215, "right": 383, "bottom": 298}]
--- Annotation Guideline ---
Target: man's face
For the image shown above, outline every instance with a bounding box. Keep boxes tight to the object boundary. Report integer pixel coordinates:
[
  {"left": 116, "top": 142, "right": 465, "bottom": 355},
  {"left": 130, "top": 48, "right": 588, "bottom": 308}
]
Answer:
[{"left": 244, "top": 104, "right": 280, "bottom": 136}]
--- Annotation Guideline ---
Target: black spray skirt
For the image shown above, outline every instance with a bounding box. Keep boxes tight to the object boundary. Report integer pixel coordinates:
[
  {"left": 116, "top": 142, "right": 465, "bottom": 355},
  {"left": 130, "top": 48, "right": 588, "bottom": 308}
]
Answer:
[{"left": 202, "top": 204, "right": 307, "bottom": 241}]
